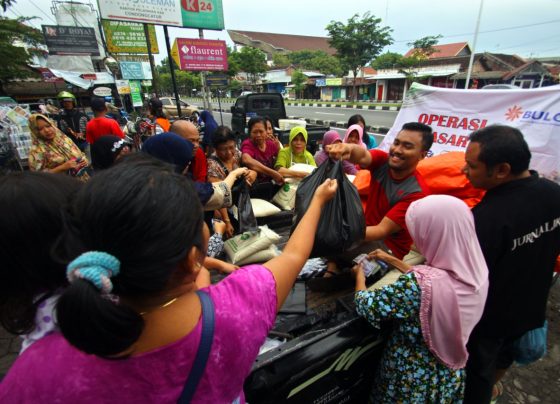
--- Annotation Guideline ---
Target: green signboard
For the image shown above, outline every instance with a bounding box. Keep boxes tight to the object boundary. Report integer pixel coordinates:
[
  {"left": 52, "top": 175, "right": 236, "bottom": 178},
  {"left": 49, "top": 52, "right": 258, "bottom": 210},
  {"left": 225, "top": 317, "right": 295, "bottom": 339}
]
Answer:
[
  {"left": 181, "top": 0, "right": 224, "bottom": 30},
  {"left": 129, "top": 80, "right": 143, "bottom": 107},
  {"left": 102, "top": 20, "right": 159, "bottom": 54}
]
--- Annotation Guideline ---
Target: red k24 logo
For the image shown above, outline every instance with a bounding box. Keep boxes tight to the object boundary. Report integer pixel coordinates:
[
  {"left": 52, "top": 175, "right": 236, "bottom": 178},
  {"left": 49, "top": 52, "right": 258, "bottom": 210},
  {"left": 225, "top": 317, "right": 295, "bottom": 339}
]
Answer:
[{"left": 182, "top": 0, "right": 214, "bottom": 12}]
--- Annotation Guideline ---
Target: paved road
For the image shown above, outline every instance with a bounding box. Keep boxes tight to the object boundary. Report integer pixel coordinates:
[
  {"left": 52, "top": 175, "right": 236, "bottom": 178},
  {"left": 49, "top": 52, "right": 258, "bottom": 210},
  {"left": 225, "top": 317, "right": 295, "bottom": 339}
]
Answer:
[{"left": 187, "top": 99, "right": 400, "bottom": 129}]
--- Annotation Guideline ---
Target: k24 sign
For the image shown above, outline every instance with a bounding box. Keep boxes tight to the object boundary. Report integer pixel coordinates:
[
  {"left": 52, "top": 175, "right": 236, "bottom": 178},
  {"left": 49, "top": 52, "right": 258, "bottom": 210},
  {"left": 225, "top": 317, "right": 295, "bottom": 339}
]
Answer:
[{"left": 98, "top": 0, "right": 224, "bottom": 30}]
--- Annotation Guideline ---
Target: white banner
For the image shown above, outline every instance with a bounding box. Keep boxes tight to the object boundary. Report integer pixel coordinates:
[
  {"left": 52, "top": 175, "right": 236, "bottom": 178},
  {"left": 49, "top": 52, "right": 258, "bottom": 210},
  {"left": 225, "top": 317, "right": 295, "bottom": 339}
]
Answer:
[
  {"left": 379, "top": 83, "right": 560, "bottom": 180},
  {"left": 98, "top": 0, "right": 183, "bottom": 27}
]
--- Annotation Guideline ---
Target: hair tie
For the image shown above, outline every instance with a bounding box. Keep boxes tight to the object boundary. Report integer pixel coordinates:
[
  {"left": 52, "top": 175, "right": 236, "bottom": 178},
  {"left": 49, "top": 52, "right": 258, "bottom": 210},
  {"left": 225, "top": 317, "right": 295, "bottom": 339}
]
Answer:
[{"left": 67, "top": 251, "right": 121, "bottom": 294}]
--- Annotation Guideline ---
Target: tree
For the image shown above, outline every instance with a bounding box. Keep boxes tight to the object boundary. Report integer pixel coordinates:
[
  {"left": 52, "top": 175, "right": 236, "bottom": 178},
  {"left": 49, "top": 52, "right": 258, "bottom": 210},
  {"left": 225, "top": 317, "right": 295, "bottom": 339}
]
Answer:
[
  {"left": 0, "top": 16, "right": 45, "bottom": 95},
  {"left": 288, "top": 50, "right": 344, "bottom": 76},
  {"left": 371, "top": 52, "right": 403, "bottom": 70},
  {"left": 326, "top": 12, "right": 393, "bottom": 101},
  {"left": 272, "top": 53, "right": 290, "bottom": 68},
  {"left": 229, "top": 47, "right": 267, "bottom": 88},
  {"left": 398, "top": 35, "right": 443, "bottom": 86},
  {"left": 291, "top": 69, "right": 307, "bottom": 99}
]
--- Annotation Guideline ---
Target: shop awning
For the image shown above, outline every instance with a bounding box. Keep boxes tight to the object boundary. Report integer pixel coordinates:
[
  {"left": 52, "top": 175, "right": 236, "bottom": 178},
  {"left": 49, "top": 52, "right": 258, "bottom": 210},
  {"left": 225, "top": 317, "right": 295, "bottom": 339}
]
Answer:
[
  {"left": 372, "top": 69, "right": 459, "bottom": 80},
  {"left": 49, "top": 69, "right": 115, "bottom": 90}
]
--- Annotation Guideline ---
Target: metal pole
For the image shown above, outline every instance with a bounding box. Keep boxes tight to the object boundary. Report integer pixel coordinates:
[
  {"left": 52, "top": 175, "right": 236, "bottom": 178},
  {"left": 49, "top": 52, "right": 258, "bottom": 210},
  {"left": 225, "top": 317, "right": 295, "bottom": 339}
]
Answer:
[
  {"left": 198, "top": 29, "right": 212, "bottom": 112},
  {"left": 144, "top": 24, "right": 159, "bottom": 97},
  {"left": 217, "top": 89, "right": 223, "bottom": 125},
  {"left": 164, "top": 25, "right": 181, "bottom": 117},
  {"left": 465, "top": 0, "right": 484, "bottom": 89}
]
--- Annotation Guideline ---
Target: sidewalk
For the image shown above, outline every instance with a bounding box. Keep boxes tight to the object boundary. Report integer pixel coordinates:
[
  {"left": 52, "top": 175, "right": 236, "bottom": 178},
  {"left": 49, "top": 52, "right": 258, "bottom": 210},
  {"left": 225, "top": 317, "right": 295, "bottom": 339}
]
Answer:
[{"left": 1, "top": 281, "right": 559, "bottom": 402}]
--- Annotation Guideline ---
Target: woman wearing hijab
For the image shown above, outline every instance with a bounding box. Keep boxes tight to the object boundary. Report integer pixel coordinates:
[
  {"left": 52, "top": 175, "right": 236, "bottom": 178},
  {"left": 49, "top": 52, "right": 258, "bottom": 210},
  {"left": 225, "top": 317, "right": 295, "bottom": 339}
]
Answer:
[
  {"left": 314, "top": 130, "right": 358, "bottom": 175},
  {"left": 353, "top": 195, "right": 489, "bottom": 403},
  {"left": 142, "top": 132, "right": 247, "bottom": 211},
  {"left": 90, "top": 136, "right": 131, "bottom": 171},
  {"left": 28, "top": 113, "right": 90, "bottom": 181},
  {"left": 343, "top": 124, "right": 367, "bottom": 149},
  {"left": 348, "top": 114, "right": 377, "bottom": 149},
  {"left": 199, "top": 110, "right": 218, "bottom": 151},
  {"left": 275, "top": 126, "right": 316, "bottom": 179}
]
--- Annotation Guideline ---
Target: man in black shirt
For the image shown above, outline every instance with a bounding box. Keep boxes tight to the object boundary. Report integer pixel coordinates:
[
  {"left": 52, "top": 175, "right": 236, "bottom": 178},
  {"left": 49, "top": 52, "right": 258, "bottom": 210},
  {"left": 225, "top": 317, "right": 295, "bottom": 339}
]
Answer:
[
  {"left": 463, "top": 125, "right": 560, "bottom": 403},
  {"left": 55, "top": 91, "right": 89, "bottom": 152}
]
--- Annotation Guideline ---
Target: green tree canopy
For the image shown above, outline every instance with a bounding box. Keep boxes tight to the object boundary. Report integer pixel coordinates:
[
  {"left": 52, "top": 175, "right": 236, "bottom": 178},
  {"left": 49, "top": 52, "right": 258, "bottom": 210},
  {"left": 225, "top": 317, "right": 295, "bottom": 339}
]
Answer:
[
  {"left": 326, "top": 12, "right": 393, "bottom": 100},
  {"left": 399, "top": 35, "right": 443, "bottom": 84},
  {"left": 272, "top": 53, "right": 290, "bottom": 68},
  {"left": 0, "top": 16, "right": 44, "bottom": 95},
  {"left": 229, "top": 47, "right": 267, "bottom": 87},
  {"left": 371, "top": 52, "right": 403, "bottom": 70},
  {"left": 291, "top": 69, "right": 307, "bottom": 99},
  {"left": 288, "top": 50, "right": 343, "bottom": 76}
]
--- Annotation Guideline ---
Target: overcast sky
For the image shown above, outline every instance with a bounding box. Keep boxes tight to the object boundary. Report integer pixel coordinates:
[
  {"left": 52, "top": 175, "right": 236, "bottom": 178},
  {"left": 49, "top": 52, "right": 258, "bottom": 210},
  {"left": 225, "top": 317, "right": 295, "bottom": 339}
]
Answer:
[{"left": 4, "top": 0, "right": 560, "bottom": 64}]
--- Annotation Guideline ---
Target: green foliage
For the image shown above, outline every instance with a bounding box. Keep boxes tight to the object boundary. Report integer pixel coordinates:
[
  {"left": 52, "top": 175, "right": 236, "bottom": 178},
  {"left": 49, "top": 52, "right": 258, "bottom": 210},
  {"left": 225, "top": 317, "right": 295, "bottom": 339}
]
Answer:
[
  {"left": 0, "top": 16, "right": 44, "bottom": 94},
  {"left": 326, "top": 12, "right": 393, "bottom": 100},
  {"left": 272, "top": 53, "right": 290, "bottom": 68},
  {"left": 371, "top": 52, "right": 403, "bottom": 70},
  {"left": 288, "top": 50, "right": 343, "bottom": 76},
  {"left": 156, "top": 70, "right": 201, "bottom": 96},
  {"left": 407, "top": 35, "right": 443, "bottom": 59},
  {"left": 225, "top": 45, "right": 240, "bottom": 78},
  {"left": 291, "top": 69, "right": 307, "bottom": 98},
  {"left": 229, "top": 47, "right": 267, "bottom": 86},
  {"left": 1, "top": 0, "right": 15, "bottom": 12},
  {"left": 399, "top": 35, "right": 443, "bottom": 83}
]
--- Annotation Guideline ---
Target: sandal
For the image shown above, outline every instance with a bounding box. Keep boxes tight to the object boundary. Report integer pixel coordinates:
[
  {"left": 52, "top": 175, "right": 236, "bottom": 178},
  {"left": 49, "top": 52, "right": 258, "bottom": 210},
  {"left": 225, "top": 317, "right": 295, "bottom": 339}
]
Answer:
[{"left": 490, "top": 381, "right": 504, "bottom": 404}]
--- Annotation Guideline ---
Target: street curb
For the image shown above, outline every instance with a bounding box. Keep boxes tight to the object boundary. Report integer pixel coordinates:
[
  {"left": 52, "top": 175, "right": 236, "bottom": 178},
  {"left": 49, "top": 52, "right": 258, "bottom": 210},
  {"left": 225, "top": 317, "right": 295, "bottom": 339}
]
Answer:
[
  {"left": 210, "top": 107, "right": 390, "bottom": 134},
  {"left": 187, "top": 97, "right": 401, "bottom": 111}
]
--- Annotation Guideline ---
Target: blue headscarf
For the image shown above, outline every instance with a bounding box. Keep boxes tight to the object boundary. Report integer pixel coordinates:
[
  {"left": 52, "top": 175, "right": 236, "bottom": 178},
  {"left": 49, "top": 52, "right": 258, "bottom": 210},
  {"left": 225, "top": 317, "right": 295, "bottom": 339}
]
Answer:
[
  {"left": 200, "top": 110, "right": 218, "bottom": 147},
  {"left": 142, "top": 132, "right": 213, "bottom": 205},
  {"left": 143, "top": 132, "right": 194, "bottom": 173}
]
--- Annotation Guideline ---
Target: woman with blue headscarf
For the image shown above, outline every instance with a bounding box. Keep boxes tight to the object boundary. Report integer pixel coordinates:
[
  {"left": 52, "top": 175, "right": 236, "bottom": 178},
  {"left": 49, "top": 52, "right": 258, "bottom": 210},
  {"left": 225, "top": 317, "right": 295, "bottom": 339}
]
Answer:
[{"left": 200, "top": 110, "right": 219, "bottom": 151}]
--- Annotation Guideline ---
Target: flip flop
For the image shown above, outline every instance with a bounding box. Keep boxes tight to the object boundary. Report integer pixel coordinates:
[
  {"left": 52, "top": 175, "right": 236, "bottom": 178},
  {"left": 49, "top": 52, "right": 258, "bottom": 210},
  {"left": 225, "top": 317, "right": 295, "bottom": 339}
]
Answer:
[{"left": 490, "top": 381, "right": 504, "bottom": 404}]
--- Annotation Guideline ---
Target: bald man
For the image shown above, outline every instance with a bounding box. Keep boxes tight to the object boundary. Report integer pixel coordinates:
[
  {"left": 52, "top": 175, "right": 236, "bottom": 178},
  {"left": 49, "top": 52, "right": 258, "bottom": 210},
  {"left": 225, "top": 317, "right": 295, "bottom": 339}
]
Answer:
[{"left": 170, "top": 120, "right": 207, "bottom": 182}]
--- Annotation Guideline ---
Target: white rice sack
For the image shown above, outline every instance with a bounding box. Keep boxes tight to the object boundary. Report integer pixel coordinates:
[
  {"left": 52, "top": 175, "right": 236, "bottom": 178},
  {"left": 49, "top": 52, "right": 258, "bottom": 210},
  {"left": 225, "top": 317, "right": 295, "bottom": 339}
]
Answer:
[
  {"left": 272, "top": 182, "right": 298, "bottom": 210},
  {"left": 236, "top": 244, "right": 280, "bottom": 266},
  {"left": 224, "top": 225, "right": 281, "bottom": 264},
  {"left": 251, "top": 198, "right": 282, "bottom": 217}
]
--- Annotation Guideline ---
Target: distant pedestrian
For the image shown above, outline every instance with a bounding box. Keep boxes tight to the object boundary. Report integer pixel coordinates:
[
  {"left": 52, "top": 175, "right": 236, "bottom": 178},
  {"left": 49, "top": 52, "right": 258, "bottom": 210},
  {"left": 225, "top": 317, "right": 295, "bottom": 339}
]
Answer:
[
  {"left": 86, "top": 97, "right": 124, "bottom": 144},
  {"left": 348, "top": 114, "right": 377, "bottom": 149}
]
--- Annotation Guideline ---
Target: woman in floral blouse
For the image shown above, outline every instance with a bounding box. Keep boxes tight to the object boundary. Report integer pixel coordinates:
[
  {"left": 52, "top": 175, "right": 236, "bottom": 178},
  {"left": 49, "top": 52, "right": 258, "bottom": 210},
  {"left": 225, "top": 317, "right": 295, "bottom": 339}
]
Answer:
[
  {"left": 353, "top": 195, "right": 489, "bottom": 403},
  {"left": 207, "top": 126, "right": 256, "bottom": 237}
]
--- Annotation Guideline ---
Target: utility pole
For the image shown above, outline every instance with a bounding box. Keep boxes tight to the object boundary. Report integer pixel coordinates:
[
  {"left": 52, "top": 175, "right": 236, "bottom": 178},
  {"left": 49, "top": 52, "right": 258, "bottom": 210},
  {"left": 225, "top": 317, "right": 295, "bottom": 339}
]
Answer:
[
  {"left": 465, "top": 0, "right": 484, "bottom": 89},
  {"left": 198, "top": 29, "right": 212, "bottom": 112}
]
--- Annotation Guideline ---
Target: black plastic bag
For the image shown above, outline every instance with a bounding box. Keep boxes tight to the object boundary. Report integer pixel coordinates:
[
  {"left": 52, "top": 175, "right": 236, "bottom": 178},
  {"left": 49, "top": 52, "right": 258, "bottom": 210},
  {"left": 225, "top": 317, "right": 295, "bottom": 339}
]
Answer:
[
  {"left": 291, "top": 160, "right": 365, "bottom": 257},
  {"left": 235, "top": 179, "right": 258, "bottom": 233}
]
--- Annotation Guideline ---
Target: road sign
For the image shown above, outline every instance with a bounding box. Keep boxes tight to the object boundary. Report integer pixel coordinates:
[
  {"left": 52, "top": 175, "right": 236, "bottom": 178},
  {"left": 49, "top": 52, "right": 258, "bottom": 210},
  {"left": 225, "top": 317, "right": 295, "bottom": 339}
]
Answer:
[
  {"left": 206, "top": 74, "right": 228, "bottom": 87},
  {"left": 171, "top": 38, "right": 228, "bottom": 71},
  {"left": 98, "top": 0, "right": 224, "bottom": 30}
]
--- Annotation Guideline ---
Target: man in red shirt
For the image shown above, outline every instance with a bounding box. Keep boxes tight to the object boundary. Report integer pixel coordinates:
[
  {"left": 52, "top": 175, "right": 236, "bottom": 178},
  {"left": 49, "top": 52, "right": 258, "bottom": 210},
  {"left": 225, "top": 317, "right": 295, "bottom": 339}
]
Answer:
[
  {"left": 86, "top": 98, "right": 124, "bottom": 144},
  {"left": 328, "top": 122, "right": 433, "bottom": 260},
  {"left": 169, "top": 120, "right": 207, "bottom": 182}
]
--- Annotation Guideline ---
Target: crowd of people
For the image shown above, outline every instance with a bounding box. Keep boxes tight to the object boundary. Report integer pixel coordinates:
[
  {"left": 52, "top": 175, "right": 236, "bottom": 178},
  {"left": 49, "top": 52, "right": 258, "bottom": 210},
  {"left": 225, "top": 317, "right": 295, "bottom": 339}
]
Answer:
[{"left": 0, "top": 94, "right": 559, "bottom": 404}]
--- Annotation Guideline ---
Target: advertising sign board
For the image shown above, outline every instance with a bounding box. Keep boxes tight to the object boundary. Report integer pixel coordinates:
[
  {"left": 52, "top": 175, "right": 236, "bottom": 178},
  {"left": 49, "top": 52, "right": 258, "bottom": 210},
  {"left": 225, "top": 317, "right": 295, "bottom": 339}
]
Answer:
[
  {"left": 206, "top": 74, "right": 228, "bottom": 87},
  {"left": 129, "top": 80, "right": 143, "bottom": 107},
  {"left": 115, "top": 80, "right": 131, "bottom": 95},
  {"left": 42, "top": 25, "right": 100, "bottom": 56},
  {"left": 98, "top": 0, "right": 224, "bottom": 30},
  {"left": 102, "top": 20, "right": 159, "bottom": 54},
  {"left": 93, "top": 87, "right": 113, "bottom": 97},
  {"left": 171, "top": 38, "right": 228, "bottom": 71}
]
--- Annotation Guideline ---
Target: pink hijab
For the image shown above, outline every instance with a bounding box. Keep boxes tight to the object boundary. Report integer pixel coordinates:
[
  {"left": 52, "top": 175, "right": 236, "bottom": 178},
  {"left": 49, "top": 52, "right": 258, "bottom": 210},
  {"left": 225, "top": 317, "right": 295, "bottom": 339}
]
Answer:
[
  {"left": 343, "top": 124, "right": 367, "bottom": 149},
  {"left": 405, "top": 195, "right": 489, "bottom": 369}
]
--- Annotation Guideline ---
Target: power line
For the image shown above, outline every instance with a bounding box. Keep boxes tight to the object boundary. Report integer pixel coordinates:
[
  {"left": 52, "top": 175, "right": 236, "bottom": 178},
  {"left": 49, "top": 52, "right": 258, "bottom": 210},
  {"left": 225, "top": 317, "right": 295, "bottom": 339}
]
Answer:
[
  {"left": 394, "top": 19, "right": 560, "bottom": 43},
  {"left": 27, "top": 0, "right": 57, "bottom": 25},
  {"left": 494, "top": 33, "right": 560, "bottom": 52}
]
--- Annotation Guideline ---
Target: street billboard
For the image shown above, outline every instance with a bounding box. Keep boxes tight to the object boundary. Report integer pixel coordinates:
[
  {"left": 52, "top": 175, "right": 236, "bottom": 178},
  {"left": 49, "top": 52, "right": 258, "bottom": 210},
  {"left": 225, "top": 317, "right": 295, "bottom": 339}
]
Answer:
[
  {"left": 206, "top": 74, "right": 229, "bottom": 87},
  {"left": 120, "top": 62, "right": 153, "bottom": 80},
  {"left": 97, "top": 0, "right": 224, "bottom": 30},
  {"left": 42, "top": 25, "right": 100, "bottom": 56},
  {"left": 102, "top": 20, "right": 159, "bottom": 54},
  {"left": 379, "top": 83, "right": 560, "bottom": 180},
  {"left": 129, "top": 80, "right": 143, "bottom": 107},
  {"left": 171, "top": 38, "right": 228, "bottom": 71},
  {"left": 115, "top": 79, "right": 131, "bottom": 94}
]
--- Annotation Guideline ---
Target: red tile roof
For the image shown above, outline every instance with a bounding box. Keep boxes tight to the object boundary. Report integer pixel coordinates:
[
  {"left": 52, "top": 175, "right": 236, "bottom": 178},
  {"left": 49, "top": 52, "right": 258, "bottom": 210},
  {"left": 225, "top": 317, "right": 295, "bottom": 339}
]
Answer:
[
  {"left": 404, "top": 42, "right": 470, "bottom": 59},
  {"left": 228, "top": 30, "right": 336, "bottom": 55}
]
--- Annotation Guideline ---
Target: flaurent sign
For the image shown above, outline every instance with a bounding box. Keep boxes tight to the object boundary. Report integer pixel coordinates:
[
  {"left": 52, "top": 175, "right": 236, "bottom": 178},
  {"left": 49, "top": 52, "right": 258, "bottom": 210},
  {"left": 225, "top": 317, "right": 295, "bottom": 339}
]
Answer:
[
  {"left": 379, "top": 83, "right": 560, "bottom": 180},
  {"left": 97, "top": 0, "right": 224, "bottom": 30}
]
